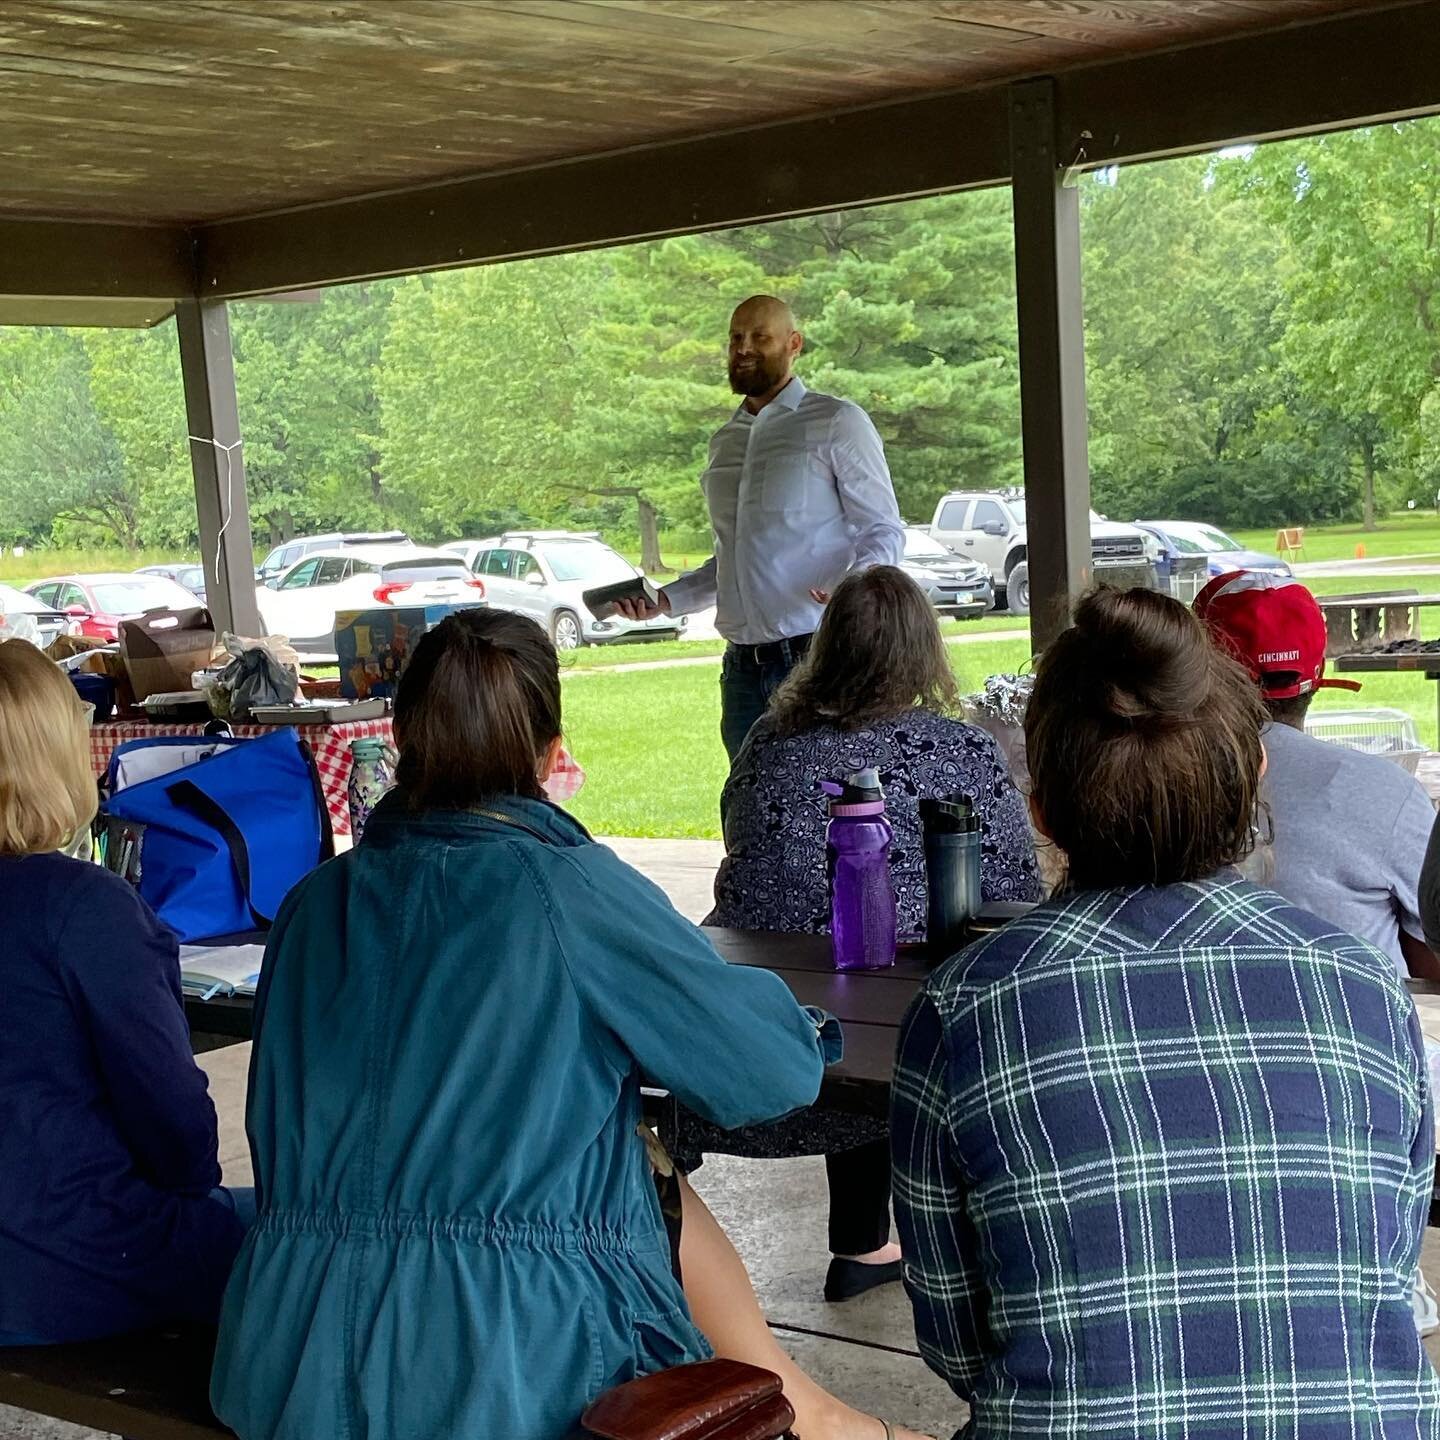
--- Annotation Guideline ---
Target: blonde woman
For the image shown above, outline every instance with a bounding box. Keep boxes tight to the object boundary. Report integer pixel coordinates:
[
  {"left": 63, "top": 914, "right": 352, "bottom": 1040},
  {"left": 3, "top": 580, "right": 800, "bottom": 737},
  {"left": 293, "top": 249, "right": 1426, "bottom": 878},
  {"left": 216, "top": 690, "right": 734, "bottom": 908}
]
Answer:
[{"left": 0, "top": 639, "right": 248, "bottom": 1345}]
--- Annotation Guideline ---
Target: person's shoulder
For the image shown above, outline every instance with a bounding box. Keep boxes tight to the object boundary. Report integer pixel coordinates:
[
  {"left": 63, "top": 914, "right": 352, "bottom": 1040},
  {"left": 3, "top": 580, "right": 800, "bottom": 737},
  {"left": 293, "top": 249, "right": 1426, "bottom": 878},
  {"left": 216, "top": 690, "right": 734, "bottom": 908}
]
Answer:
[
  {"left": 0, "top": 852, "right": 97, "bottom": 929},
  {"left": 1273, "top": 722, "right": 1426, "bottom": 804},
  {"left": 801, "top": 388, "right": 875, "bottom": 425},
  {"left": 903, "top": 709, "right": 1002, "bottom": 748},
  {"left": 887, "top": 710, "right": 1009, "bottom": 765},
  {"left": 37, "top": 853, "right": 151, "bottom": 918},
  {"left": 920, "top": 892, "right": 1076, "bottom": 1011},
  {"left": 518, "top": 829, "right": 662, "bottom": 907},
  {"left": 40, "top": 857, "right": 177, "bottom": 962},
  {"left": 708, "top": 404, "right": 749, "bottom": 439}
]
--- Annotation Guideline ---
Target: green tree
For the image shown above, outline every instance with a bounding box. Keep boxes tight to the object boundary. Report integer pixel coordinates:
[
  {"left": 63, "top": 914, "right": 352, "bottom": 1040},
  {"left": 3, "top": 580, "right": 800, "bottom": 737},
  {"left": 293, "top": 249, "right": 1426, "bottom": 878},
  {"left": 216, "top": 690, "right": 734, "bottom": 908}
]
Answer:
[
  {"left": 381, "top": 256, "right": 601, "bottom": 539},
  {"left": 0, "top": 329, "right": 136, "bottom": 547},
  {"left": 231, "top": 286, "right": 398, "bottom": 544},
  {"left": 777, "top": 190, "right": 1022, "bottom": 520},
  {"left": 380, "top": 248, "right": 730, "bottom": 570},
  {"left": 85, "top": 323, "right": 198, "bottom": 549},
  {"left": 1238, "top": 121, "right": 1440, "bottom": 528},
  {"left": 1081, "top": 153, "right": 1363, "bottom": 528}
]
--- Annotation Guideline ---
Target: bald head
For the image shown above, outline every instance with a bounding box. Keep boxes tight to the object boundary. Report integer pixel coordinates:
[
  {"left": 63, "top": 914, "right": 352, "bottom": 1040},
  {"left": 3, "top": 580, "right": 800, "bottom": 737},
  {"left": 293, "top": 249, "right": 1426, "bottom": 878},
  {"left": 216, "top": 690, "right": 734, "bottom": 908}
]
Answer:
[
  {"left": 727, "top": 294, "right": 803, "bottom": 405},
  {"left": 731, "top": 294, "right": 796, "bottom": 335}
]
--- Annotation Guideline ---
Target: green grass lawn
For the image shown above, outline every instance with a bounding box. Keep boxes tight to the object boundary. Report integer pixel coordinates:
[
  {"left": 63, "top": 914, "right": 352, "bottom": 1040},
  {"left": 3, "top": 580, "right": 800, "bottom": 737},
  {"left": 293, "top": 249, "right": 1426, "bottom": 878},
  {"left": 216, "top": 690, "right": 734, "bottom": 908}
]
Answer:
[
  {"left": 564, "top": 612, "right": 1025, "bottom": 672},
  {"left": 563, "top": 637, "right": 726, "bottom": 668},
  {"left": 1232, "top": 511, "right": 1440, "bottom": 565},
  {"left": 1303, "top": 572, "right": 1440, "bottom": 598},
  {"left": 0, "top": 547, "right": 187, "bottom": 588},
  {"left": 563, "top": 637, "right": 1033, "bottom": 838}
]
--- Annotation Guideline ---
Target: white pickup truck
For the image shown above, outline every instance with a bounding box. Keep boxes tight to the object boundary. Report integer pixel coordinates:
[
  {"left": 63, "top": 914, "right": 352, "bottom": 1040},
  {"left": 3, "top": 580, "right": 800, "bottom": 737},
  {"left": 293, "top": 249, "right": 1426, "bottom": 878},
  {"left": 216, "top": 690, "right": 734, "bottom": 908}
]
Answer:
[{"left": 928, "top": 490, "right": 1161, "bottom": 615}]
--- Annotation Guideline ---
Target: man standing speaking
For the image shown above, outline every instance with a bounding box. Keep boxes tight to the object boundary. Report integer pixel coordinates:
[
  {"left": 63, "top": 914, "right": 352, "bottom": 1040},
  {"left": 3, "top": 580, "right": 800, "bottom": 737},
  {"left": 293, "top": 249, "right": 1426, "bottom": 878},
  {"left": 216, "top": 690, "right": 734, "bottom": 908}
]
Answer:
[{"left": 621, "top": 295, "right": 904, "bottom": 760}]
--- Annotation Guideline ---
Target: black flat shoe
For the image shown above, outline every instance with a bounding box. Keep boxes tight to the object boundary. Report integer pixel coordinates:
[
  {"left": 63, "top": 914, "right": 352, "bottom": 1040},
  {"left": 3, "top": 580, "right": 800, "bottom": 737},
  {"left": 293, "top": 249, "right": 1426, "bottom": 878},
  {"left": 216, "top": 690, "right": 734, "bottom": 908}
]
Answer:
[{"left": 824, "top": 1256, "right": 903, "bottom": 1302}]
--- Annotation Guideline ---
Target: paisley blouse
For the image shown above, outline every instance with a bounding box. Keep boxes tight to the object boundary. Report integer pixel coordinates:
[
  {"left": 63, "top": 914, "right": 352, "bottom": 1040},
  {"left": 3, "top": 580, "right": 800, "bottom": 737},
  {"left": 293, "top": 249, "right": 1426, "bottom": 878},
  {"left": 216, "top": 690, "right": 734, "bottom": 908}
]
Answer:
[{"left": 709, "top": 710, "right": 1040, "bottom": 937}]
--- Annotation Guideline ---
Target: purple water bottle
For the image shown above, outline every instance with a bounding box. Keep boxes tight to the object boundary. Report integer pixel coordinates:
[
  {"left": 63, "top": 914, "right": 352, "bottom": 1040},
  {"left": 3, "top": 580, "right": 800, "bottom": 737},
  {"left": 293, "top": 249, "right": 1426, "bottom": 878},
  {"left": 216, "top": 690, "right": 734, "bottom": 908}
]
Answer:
[{"left": 819, "top": 767, "right": 897, "bottom": 972}]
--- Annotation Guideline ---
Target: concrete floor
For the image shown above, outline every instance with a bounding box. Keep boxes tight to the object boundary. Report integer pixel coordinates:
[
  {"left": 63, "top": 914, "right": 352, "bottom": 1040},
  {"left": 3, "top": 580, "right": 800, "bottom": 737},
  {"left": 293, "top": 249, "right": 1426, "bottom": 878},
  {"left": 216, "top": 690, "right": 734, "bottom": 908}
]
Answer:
[{"left": 7, "top": 836, "right": 1440, "bottom": 1440}]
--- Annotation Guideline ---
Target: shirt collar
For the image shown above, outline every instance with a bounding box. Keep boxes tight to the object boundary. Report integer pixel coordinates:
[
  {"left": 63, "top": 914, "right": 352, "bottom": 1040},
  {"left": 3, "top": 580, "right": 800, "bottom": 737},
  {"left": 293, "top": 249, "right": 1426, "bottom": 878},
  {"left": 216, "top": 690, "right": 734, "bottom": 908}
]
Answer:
[{"left": 733, "top": 374, "right": 807, "bottom": 421}]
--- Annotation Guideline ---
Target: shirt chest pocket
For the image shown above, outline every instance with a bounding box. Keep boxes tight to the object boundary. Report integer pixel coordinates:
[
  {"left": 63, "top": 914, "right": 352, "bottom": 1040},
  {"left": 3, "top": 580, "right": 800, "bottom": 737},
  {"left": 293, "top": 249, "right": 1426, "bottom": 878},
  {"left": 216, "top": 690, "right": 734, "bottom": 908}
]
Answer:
[{"left": 752, "top": 445, "right": 835, "bottom": 518}]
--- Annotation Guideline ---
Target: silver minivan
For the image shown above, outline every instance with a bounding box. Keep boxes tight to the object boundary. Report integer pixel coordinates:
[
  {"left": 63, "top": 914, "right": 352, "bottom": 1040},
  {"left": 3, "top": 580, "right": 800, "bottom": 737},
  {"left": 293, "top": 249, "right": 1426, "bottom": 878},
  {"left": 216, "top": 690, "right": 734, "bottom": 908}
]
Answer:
[{"left": 445, "top": 532, "right": 687, "bottom": 649}]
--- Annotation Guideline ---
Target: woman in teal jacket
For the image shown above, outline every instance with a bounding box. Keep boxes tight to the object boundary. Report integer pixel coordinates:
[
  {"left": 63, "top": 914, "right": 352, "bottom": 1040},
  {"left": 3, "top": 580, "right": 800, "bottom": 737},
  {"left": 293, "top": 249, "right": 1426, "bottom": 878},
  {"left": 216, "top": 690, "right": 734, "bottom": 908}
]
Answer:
[{"left": 211, "top": 608, "right": 850, "bottom": 1440}]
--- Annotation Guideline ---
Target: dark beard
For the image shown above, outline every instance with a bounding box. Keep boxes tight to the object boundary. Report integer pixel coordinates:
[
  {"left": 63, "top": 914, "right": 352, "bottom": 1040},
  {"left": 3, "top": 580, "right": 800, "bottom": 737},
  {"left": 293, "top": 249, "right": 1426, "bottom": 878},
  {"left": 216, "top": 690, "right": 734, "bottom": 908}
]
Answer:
[{"left": 728, "top": 356, "right": 785, "bottom": 396}]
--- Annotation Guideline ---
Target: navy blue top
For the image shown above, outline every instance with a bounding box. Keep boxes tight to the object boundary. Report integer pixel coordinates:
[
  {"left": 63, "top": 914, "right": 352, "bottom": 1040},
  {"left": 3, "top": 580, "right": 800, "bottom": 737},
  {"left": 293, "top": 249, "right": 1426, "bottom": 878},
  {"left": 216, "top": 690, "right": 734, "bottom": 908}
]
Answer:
[{"left": 0, "top": 853, "right": 245, "bottom": 1344}]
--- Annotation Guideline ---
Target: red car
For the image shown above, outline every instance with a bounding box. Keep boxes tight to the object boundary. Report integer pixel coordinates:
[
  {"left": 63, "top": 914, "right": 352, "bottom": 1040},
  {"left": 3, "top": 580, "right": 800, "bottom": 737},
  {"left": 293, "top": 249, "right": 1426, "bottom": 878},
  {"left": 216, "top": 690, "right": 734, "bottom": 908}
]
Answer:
[{"left": 25, "top": 572, "right": 202, "bottom": 642}]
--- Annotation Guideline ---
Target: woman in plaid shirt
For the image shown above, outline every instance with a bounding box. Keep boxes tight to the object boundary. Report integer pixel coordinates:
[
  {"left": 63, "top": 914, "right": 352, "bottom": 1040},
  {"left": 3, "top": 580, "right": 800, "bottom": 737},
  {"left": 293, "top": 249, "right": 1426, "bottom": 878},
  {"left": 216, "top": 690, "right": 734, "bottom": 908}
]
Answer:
[{"left": 892, "top": 586, "right": 1440, "bottom": 1440}]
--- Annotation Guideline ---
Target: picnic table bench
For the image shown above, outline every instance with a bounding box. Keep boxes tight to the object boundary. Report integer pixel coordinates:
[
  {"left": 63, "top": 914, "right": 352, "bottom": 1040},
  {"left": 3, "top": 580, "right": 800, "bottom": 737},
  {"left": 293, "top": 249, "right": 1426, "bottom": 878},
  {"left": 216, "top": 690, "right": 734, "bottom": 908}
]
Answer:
[{"left": 0, "top": 1326, "right": 227, "bottom": 1438}]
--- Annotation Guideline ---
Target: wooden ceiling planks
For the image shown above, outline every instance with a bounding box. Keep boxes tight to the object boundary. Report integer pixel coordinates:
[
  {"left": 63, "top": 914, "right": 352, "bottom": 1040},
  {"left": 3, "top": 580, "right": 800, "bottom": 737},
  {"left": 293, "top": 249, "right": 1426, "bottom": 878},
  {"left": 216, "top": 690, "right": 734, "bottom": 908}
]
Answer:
[{"left": 0, "top": 0, "right": 1384, "bottom": 225}]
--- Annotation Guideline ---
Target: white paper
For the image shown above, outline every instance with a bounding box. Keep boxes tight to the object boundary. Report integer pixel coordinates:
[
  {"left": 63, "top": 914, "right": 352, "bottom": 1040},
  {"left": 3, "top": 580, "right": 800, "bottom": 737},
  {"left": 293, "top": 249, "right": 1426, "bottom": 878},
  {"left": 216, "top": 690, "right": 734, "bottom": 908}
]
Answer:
[{"left": 178, "top": 943, "right": 264, "bottom": 998}]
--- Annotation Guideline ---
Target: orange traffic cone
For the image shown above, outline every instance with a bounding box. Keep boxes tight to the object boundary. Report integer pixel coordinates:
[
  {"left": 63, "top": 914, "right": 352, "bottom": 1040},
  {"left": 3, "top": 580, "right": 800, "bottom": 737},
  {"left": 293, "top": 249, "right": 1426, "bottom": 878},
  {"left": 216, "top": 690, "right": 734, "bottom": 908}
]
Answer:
[{"left": 1355, "top": 543, "right": 1366, "bottom": 559}]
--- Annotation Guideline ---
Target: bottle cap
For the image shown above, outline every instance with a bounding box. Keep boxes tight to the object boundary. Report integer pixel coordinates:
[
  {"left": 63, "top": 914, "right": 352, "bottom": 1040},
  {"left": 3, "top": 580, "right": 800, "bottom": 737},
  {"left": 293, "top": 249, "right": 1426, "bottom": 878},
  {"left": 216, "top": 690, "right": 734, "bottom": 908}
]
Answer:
[
  {"left": 919, "top": 794, "right": 980, "bottom": 834},
  {"left": 844, "top": 767, "right": 883, "bottom": 801},
  {"left": 820, "top": 767, "right": 886, "bottom": 815}
]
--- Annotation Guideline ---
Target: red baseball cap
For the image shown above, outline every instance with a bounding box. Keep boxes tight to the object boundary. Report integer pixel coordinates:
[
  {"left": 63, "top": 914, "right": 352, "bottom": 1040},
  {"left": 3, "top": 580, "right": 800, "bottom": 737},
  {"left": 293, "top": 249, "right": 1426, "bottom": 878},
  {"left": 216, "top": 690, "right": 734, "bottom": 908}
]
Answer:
[{"left": 1193, "top": 571, "right": 1361, "bottom": 700}]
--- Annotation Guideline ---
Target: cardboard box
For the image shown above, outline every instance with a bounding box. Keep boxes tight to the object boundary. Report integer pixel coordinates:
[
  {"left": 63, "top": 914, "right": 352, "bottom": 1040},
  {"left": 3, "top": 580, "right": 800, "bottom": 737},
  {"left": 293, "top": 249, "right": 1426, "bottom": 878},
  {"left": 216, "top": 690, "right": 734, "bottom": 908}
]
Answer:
[
  {"left": 119, "top": 607, "right": 218, "bottom": 704},
  {"left": 334, "top": 604, "right": 482, "bottom": 700}
]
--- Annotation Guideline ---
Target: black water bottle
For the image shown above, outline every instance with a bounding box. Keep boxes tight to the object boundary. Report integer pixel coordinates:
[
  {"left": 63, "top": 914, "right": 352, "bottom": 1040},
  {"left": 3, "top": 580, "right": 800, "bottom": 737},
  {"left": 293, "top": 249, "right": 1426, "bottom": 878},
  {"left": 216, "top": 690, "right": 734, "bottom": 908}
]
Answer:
[{"left": 920, "top": 794, "right": 983, "bottom": 957}]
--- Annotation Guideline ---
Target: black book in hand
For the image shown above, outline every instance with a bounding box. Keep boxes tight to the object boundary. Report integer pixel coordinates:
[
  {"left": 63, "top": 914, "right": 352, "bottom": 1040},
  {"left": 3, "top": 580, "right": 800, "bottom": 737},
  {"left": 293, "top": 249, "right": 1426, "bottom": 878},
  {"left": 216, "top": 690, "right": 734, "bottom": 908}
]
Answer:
[{"left": 583, "top": 575, "right": 661, "bottom": 621}]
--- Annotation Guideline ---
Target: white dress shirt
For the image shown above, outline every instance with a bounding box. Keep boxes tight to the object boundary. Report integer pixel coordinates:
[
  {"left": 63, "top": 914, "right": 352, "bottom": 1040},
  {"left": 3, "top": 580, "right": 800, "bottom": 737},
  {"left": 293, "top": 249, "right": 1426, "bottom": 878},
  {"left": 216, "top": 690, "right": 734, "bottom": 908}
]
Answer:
[{"left": 663, "top": 377, "right": 903, "bottom": 645}]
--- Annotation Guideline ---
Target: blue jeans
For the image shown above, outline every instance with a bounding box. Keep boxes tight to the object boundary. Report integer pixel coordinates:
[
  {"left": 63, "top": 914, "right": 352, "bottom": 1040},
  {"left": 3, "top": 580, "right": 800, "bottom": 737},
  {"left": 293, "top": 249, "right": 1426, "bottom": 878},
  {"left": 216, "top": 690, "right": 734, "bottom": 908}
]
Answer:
[{"left": 719, "top": 639, "right": 810, "bottom": 763}]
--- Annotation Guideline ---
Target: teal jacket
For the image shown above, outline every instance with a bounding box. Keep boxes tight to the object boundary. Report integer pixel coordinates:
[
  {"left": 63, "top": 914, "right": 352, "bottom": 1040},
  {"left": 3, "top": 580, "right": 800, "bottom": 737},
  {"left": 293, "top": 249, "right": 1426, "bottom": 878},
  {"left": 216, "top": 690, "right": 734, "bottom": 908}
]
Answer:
[{"left": 211, "top": 793, "right": 838, "bottom": 1440}]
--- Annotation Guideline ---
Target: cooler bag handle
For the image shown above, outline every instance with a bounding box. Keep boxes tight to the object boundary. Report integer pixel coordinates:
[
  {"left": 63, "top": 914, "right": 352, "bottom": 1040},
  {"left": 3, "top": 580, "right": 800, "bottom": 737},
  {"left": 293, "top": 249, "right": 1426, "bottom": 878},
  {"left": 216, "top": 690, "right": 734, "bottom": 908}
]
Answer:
[{"left": 166, "top": 780, "right": 271, "bottom": 928}]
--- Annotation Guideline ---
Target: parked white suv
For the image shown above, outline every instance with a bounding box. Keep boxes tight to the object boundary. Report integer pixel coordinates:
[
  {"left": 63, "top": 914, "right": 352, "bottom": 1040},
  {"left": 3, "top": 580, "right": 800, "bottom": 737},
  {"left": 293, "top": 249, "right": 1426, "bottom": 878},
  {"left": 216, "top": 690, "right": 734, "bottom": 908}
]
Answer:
[
  {"left": 929, "top": 491, "right": 1160, "bottom": 615},
  {"left": 256, "top": 531, "right": 411, "bottom": 586},
  {"left": 257, "top": 545, "right": 485, "bottom": 658}
]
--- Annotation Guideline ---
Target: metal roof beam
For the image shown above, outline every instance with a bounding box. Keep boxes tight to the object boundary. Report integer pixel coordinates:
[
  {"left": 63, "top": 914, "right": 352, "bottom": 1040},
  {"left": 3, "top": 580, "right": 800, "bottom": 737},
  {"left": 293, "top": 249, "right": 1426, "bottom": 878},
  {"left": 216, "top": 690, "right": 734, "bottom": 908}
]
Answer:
[
  {"left": 194, "top": 84, "right": 1008, "bottom": 298},
  {"left": 1059, "top": 0, "right": 1440, "bottom": 168},
  {"left": 0, "top": 219, "right": 194, "bottom": 319}
]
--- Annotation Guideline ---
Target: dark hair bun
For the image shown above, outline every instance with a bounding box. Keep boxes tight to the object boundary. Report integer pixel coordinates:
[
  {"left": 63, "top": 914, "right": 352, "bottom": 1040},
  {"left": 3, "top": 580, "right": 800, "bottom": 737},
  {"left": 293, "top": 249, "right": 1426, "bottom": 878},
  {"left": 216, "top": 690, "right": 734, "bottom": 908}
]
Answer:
[
  {"left": 1026, "top": 584, "right": 1265, "bottom": 889},
  {"left": 1072, "top": 587, "right": 1212, "bottom": 728}
]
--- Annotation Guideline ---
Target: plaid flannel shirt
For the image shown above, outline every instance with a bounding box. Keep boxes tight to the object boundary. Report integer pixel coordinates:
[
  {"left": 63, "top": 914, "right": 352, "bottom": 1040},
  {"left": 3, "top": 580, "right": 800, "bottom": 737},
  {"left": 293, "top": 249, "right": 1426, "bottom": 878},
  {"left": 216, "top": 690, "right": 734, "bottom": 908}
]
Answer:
[{"left": 892, "top": 877, "right": 1440, "bottom": 1440}]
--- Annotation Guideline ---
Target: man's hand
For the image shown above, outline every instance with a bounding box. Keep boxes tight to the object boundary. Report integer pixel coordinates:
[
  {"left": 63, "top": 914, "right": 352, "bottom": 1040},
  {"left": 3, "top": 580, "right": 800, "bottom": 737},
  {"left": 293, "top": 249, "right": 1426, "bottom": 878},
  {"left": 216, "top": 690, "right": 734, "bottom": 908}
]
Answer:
[
  {"left": 615, "top": 591, "right": 671, "bottom": 622},
  {"left": 809, "top": 587, "right": 831, "bottom": 605}
]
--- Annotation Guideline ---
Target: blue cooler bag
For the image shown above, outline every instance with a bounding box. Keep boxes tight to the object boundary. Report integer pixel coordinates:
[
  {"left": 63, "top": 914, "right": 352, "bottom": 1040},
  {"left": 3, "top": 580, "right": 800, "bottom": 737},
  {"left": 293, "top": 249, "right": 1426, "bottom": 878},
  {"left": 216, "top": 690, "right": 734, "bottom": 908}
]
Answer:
[{"left": 100, "top": 727, "right": 333, "bottom": 942}]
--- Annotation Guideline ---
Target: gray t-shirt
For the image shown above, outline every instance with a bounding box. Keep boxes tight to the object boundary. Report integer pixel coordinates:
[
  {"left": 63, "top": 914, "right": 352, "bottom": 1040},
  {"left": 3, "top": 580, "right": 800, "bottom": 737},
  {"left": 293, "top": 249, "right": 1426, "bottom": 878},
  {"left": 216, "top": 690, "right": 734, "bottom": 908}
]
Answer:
[{"left": 1262, "top": 720, "right": 1435, "bottom": 972}]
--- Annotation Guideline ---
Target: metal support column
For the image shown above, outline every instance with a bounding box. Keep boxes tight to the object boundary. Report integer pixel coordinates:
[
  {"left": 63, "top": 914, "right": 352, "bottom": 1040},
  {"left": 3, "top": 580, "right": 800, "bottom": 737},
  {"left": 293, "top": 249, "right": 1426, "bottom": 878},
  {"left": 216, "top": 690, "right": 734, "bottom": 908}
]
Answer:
[
  {"left": 175, "top": 298, "right": 262, "bottom": 637},
  {"left": 1009, "top": 77, "right": 1092, "bottom": 653}
]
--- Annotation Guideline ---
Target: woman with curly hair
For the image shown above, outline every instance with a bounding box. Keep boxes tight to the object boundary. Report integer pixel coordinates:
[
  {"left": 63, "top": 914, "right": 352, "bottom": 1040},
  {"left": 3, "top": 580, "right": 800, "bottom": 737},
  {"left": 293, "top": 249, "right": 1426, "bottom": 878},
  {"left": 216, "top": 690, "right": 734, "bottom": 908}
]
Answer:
[{"left": 701, "top": 565, "right": 1039, "bottom": 1302}]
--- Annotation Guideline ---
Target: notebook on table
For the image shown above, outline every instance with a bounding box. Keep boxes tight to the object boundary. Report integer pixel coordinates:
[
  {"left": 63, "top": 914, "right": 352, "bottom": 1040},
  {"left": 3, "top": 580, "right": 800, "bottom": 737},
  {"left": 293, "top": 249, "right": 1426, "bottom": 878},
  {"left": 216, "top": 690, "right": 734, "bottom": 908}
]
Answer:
[{"left": 178, "top": 943, "right": 265, "bottom": 1000}]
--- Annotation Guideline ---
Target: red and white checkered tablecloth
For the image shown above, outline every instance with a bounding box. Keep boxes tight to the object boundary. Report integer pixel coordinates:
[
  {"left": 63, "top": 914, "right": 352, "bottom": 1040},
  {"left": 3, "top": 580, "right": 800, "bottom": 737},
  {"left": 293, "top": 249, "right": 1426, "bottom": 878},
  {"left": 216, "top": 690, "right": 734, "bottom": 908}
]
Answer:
[{"left": 89, "top": 720, "right": 585, "bottom": 835}]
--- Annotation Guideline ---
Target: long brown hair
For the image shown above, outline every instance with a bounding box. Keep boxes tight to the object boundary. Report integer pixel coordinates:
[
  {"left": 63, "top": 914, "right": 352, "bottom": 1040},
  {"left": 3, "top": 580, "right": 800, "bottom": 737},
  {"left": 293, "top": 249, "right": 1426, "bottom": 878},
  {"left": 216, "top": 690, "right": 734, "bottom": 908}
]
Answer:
[
  {"left": 1025, "top": 586, "right": 1264, "bottom": 890},
  {"left": 769, "top": 566, "right": 958, "bottom": 736},
  {"left": 393, "top": 609, "right": 561, "bottom": 808}
]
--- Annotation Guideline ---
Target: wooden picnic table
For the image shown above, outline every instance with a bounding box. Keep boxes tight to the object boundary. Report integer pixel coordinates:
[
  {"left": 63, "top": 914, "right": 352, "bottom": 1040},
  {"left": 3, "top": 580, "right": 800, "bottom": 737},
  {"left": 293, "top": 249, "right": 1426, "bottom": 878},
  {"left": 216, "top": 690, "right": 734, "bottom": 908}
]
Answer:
[
  {"left": 1335, "top": 648, "right": 1440, "bottom": 737},
  {"left": 185, "top": 927, "right": 929, "bottom": 1114}
]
